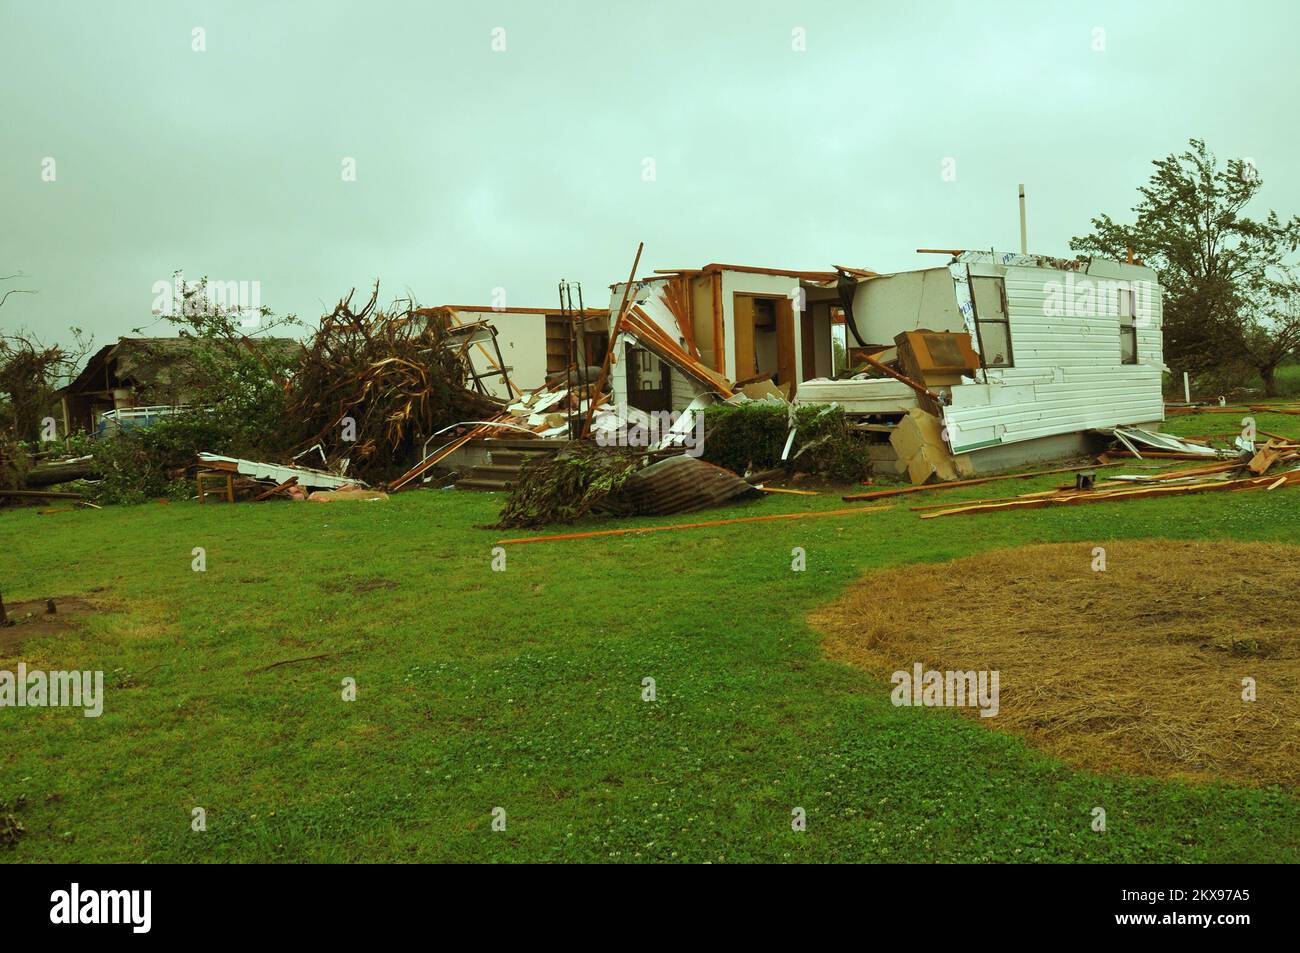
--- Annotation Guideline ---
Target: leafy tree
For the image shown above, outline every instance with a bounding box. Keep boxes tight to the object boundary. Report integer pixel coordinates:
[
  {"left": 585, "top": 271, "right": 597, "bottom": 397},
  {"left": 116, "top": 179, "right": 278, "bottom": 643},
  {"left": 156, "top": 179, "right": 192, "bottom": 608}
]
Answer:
[
  {"left": 1070, "top": 139, "right": 1300, "bottom": 387},
  {"left": 1237, "top": 274, "right": 1300, "bottom": 395}
]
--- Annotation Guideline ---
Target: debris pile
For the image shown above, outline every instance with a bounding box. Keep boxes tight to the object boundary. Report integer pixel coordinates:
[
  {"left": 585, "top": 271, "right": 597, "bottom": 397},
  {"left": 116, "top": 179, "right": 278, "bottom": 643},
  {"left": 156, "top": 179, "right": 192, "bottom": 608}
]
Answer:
[
  {"left": 840, "top": 427, "right": 1300, "bottom": 516},
  {"left": 288, "top": 286, "right": 502, "bottom": 481},
  {"left": 494, "top": 443, "right": 645, "bottom": 529}
]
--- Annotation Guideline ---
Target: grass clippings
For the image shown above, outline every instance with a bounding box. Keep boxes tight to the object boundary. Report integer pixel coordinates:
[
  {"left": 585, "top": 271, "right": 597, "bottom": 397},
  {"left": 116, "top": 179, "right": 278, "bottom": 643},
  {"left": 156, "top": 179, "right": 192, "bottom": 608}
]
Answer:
[{"left": 811, "top": 540, "right": 1300, "bottom": 788}]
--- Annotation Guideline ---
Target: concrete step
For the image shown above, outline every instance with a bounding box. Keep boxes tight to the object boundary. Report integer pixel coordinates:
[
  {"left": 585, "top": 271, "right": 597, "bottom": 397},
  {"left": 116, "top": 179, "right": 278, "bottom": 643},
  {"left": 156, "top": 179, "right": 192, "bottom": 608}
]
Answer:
[
  {"left": 472, "top": 464, "right": 524, "bottom": 479},
  {"left": 456, "top": 477, "right": 514, "bottom": 491}
]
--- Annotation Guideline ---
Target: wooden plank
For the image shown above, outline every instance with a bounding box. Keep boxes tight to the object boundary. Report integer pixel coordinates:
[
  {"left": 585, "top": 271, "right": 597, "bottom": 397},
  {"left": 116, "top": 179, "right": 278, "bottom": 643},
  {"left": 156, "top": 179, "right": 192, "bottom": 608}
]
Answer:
[
  {"left": 842, "top": 461, "right": 1126, "bottom": 502},
  {"left": 622, "top": 309, "right": 733, "bottom": 397},
  {"left": 776, "top": 295, "right": 796, "bottom": 393},
  {"left": 922, "top": 469, "right": 1300, "bottom": 518},
  {"left": 251, "top": 476, "right": 298, "bottom": 502},
  {"left": 1247, "top": 440, "right": 1281, "bottom": 475},
  {"left": 580, "top": 242, "right": 644, "bottom": 438},
  {"left": 388, "top": 415, "right": 510, "bottom": 491},
  {"left": 732, "top": 293, "right": 756, "bottom": 383},
  {"left": 711, "top": 271, "right": 724, "bottom": 374}
]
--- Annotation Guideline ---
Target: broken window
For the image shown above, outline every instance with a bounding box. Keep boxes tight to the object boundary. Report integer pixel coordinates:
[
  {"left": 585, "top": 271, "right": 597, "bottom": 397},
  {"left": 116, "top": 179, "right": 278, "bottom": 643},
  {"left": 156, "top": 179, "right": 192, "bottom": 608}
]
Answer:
[
  {"left": 971, "top": 277, "right": 1013, "bottom": 368},
  {"left": 1118, "top": 287, "right": 1138, "bottom": 365}
]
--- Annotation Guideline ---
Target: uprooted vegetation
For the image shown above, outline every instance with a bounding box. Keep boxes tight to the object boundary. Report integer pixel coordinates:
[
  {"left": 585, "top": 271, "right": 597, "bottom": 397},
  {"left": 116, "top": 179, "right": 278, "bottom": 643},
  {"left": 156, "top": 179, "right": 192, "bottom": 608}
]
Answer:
[
  {"left": 287, "top": 286, "right": 500, "bottom": 481},
  {"left": 810, "top": 539, "right": 1300, "bottom": 788},
  {"left": 495, "top": 443, "right": 646, "bottom": 529},
  {"left": 12, "top": 283, "right": 507, "bottom": 504}
]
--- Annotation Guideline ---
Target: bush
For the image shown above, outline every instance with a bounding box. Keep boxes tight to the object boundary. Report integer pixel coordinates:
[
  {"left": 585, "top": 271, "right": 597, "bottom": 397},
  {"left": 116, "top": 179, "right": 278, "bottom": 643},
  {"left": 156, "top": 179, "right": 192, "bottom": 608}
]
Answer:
[
  {"left": 87, "top": 414, "right": 234, "bottom": 504},
  {"left": 700, "top": 403, "right": 871, "bottom": 483}
]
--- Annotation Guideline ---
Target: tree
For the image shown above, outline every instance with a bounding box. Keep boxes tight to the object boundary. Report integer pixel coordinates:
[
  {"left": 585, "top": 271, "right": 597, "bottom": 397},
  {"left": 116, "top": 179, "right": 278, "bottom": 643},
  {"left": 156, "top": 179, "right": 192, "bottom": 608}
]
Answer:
[
  {"left": 1, "top": 272, "right": 93, "bottom": 442},
  {"left": 0, "top": 328, "right": 91, "bottom": 442},
  {"left": 1237, "top": 271, "right": 1300, "bottom": 396},
  {"left": 1070, "top": 139, "right": 1300, "bottom": 381}
]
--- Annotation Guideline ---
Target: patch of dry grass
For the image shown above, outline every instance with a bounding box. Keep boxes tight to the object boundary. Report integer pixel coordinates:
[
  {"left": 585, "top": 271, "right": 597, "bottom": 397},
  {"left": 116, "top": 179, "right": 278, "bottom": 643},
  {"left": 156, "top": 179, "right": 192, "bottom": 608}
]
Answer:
[{"left": 810, "top": 540, "right": 1300, "bottom": 788}]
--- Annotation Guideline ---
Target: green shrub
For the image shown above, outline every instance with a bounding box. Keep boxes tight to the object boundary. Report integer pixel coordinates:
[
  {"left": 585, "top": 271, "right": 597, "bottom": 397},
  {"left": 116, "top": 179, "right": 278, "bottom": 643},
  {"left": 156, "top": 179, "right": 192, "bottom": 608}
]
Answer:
[
  {"left": 700, "top": 403, "right": 871, "bottom": 483},
  {"left": 87, "top": 414, "right": 233, "bottom": 504}
]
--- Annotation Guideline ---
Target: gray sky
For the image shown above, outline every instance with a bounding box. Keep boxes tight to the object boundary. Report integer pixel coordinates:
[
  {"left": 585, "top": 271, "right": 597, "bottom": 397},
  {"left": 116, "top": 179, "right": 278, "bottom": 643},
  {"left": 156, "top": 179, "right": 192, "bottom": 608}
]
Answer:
[{"left": 3, "top": 0, "right": 1298, "bottom": 349}]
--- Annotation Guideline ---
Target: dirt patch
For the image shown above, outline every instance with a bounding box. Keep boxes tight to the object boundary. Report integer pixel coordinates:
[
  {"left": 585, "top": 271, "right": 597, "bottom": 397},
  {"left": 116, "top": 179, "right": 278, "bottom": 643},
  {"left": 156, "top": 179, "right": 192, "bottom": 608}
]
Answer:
[
  {"left": 810, "top": 540, "right": 1300, "bottom": 788},
  {"left": 0, "top": 596, "right": 97, "bottom": 655},
  {"left": 353, "top": 578, "right": 398, "bottom": 594}
]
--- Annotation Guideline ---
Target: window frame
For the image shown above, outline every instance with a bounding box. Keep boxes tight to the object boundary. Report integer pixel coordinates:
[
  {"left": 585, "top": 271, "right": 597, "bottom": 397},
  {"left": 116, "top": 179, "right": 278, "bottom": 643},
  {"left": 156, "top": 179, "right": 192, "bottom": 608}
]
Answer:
[
  {"left": 972, "top": 277, "right": 1014, "bottom": 369},
  {"left": 1118, "top": 287, "right": 1138, "bottom": 365}
]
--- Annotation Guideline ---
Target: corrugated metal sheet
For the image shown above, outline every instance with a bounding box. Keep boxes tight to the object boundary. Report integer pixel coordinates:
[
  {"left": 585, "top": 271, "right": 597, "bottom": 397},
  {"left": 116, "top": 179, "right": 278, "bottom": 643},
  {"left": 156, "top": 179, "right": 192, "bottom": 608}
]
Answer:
[{"left": 618, "top": 455, "right": 756, "bottom": 516}]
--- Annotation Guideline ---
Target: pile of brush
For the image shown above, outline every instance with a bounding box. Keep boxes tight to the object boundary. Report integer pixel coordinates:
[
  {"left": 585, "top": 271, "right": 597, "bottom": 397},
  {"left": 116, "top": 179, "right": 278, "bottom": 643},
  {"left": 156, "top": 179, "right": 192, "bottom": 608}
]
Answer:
[
  {"left": 495, "top": 443, "right": 646, "bottom": 529},
  {"left": 289, "top": 285, "right": 501, "bottom": 480}
]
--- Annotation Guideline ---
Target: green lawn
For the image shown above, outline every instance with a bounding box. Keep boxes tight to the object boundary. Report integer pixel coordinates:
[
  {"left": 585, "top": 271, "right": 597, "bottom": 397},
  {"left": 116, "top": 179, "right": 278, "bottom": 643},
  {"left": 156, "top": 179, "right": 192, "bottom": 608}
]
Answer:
[{"left": 2, "top": 409, "right": 1299, "bottom": 863}]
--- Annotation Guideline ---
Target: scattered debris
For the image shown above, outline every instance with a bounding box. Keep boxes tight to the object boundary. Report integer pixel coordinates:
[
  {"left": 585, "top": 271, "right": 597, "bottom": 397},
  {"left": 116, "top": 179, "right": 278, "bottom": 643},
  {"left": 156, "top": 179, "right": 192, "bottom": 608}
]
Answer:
[
  {"left": 197, "top": 453, "right": 360, "bottom": 491},
  {"left": 307, "top": 488, "right": 388, "bottom": 503},
  {"left": 494, "top": 443, "right": 646, "bottom": 529},
  {"left": 843, "top": 461, "right": 1126, "bottom": 502},
  {"left": 921, "top": 465, "right": 1300, "bottom": 518}
]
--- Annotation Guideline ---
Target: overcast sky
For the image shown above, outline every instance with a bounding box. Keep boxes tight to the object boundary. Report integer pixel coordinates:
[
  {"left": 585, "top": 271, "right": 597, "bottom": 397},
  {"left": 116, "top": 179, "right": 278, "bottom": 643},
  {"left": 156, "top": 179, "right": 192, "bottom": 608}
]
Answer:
[{"left": 3, "top": 0, "right": 1298, "bottom": 349}]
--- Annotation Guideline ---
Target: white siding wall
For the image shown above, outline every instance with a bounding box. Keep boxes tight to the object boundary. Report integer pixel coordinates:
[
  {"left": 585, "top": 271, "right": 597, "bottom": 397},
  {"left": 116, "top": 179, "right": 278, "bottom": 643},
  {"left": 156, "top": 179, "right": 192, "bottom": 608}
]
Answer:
[{"left": 942, "top": 257, "right": 1165, "bottom": 454}]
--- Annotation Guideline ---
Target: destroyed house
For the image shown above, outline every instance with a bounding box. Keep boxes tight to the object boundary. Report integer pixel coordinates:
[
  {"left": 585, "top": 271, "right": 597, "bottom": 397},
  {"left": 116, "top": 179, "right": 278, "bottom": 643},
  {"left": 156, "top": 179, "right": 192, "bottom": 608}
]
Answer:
[
  {"left": 57, "top": 335, "right": 299, "bottom": 436},
  {"left": 604, "top": 263, "right": 860, "bottom": 412},
  {"left": 801, "top": 251, "right": 1166, "bottom": 473},
  {"left": 604, "top": 253, "right": 1165, "bottom": 477},
  {"left": 416, "top": 305, "right": 609, "bottom": 400}
]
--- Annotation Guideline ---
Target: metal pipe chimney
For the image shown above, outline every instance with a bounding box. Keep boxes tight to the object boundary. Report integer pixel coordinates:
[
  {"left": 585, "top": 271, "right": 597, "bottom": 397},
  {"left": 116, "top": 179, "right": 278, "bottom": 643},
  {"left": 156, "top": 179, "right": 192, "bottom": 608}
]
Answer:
[{"left": 1018, "top": 183, "right": 1027, "bottom": 255}]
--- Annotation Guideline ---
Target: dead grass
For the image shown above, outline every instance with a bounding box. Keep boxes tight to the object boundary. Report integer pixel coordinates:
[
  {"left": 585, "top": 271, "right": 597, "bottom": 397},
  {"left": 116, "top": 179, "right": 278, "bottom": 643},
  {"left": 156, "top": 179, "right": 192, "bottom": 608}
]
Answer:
[{"left": 810, "top": 540, "right": 1300, "bottom": 788}]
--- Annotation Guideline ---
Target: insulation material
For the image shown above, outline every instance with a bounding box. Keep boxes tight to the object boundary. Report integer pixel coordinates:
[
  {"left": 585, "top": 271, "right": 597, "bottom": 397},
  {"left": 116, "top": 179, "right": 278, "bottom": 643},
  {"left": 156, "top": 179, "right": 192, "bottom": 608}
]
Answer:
[{"left": 889, "top": 408, "right": 958, "bottom": 484}]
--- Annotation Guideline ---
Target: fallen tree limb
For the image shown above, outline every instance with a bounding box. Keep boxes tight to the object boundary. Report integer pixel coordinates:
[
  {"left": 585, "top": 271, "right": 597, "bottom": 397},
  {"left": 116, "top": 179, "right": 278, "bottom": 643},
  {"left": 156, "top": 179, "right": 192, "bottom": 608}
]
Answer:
[{"left": 247, "top": 652, "right": 343, "bottom": 675}]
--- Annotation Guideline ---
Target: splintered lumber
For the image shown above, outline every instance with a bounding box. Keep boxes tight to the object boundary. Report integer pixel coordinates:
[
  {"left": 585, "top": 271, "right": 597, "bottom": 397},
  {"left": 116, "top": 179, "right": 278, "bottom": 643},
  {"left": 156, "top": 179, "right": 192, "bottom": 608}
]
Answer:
[
  {"left": 388, "top": 413, "right": 510, "bottom": 491},
  {"left": 251, "top": 476, "right": 298, "bottom": 501},
  {"left": 842, "top": 461, "right": 1125, "bottom": 502},
  {"left": 921, "top": 468, "right": 1300, "bottom": 518},
  {"left": 1103, "top": 450, "right": 1230, "bottom": 460},
  {"left": 909, "top": 488, "right": 1067, "bottom": 511},
  {"left": 1248, "top": 441, "right": 1282, "bottom": 475},
  {"left": 581, "top": 242, "right": 644, "bottom": 437},
  {"left": 859, "top": 352, "right": 945, "bottom": 405},
  {"left": 496, "top": 505, "right": 893, "bottom": 545},
  {"left": 622, "top": 307, "right": 733, "bottom": 397}
]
